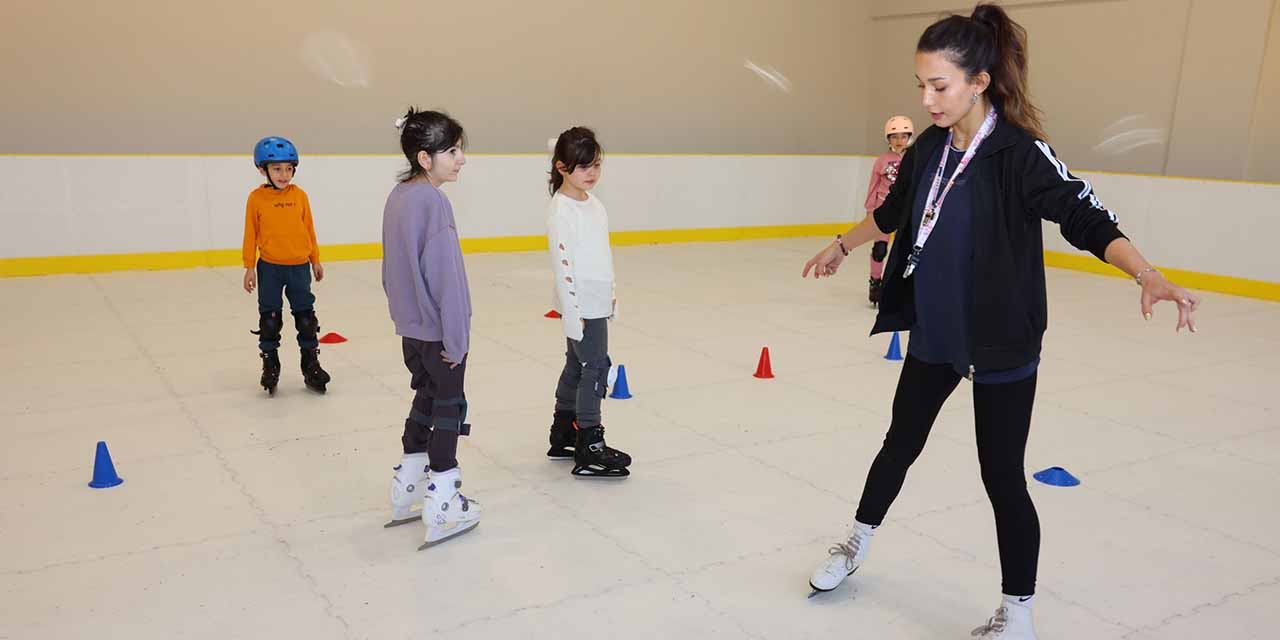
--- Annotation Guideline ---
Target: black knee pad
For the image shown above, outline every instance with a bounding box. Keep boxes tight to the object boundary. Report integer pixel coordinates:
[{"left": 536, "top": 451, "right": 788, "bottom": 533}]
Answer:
[
  {"left": 431, "top": 397, "right": 471, "bottom": 436},
  {"left": 871, "top": 240, "right": 888, "bottom": 263},
  {"left": 253, "top": 311, "right": 284, "bottom": 343},
  {"left": 408, "top": 407, "right": 432, "bottom": 427},
  {"left": 293, "top": 309, "right": 320, "bottom": 340}
]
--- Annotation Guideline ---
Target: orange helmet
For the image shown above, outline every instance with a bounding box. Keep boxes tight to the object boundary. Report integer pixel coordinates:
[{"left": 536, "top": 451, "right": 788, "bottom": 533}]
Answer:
[{"left": 884, "top": 116, "right": 914, "bottom": 139}]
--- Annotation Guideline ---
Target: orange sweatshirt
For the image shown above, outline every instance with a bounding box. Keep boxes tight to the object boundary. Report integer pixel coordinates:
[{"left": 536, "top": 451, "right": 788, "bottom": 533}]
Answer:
[{"left": 242, "top": 184, "right": 320, "bottom": 269}]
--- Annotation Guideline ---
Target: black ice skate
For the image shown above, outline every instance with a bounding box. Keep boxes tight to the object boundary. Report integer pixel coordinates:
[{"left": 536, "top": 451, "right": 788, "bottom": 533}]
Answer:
[
  {"left": 546, "top": 410, "right": 576, "bottom": 460},
  {"left": 300, "top": 347, "right": 331, "bottom": 393},
  {"left": 571, "top": 424, "right": 631, "bottom": 478},
  {"left": 868, "top": 277, "right": 884, "bottom": 307},
  {"left": 260, "top": 350, "right": 281, "bottom": 396}
]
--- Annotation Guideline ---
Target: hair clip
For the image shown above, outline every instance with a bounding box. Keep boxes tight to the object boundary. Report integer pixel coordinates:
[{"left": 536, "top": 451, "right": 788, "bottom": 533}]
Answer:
[{"left": 394, "top": 116, "right": 407, "bottom": 131}]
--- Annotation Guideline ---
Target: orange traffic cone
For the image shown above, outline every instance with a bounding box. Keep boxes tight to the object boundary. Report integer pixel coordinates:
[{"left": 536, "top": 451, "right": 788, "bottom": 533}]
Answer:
[{"left": 753, "top": 347, "right": 775, "bottom": 379}]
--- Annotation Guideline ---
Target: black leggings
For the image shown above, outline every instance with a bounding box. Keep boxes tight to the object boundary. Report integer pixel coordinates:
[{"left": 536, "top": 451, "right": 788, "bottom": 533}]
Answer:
[{"left": 855, "top": 355, "right": 1040, "bottom": 596}]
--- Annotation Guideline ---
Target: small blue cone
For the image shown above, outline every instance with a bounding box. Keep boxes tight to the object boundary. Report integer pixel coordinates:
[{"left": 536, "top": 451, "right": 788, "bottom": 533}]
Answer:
[
  {"left": 1033, "top": 466, "right": 1080, "bottom": 487},
  {"left": 610, "top": 364, "right": 632, "bottom": 399},
  {"left": 884, "top": 332, "right": 903, "bottom": 361},
  {"left": 88, "top": 441, "right": 124, "bottom": 489}
]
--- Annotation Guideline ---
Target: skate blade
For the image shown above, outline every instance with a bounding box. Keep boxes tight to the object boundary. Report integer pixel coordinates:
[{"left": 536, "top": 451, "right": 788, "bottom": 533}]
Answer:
[
  {"left": 546, "top": 453, "right": 575, "bottom": 461},
  {"left": 417, "top": 521, "right": 479, "bottom": 550},
  {"left": 383, "top": 514, "right": 422, "bottom": 528},
  {"left": 571, "top": 467, "right": 631, "bottom": 478},
  {"left": 305, "top": 384, "right": 327, "bottom": 394},
  {"left": 807, "top": 579, "right": 838, "bottom": 598}
]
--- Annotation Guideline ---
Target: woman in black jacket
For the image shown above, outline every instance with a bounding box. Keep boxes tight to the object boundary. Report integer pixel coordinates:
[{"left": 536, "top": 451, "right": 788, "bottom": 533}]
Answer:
[{"left": 802, "top": 4, "right": 1199, "bottom": 638}]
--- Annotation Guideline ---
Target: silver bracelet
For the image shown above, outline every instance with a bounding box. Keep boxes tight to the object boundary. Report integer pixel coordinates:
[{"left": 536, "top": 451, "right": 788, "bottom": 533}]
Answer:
[{"left": 1134, "top": 267, "right": 1159, "bottom": 286}]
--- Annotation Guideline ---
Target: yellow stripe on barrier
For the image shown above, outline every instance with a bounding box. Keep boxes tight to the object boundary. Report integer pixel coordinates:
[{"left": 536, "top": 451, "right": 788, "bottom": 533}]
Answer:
[
  {"left": 2, "top": 225, "right": 1275, "bottom": 302},
  {"left": 0, "top": 224, "right": 851, "bottom": 278},
  {"left": 0, "top": 250, "right": 243, "bottom": 277},
  {"left": 1042, "top": 251, "right": 1279, "bottom": 302}
]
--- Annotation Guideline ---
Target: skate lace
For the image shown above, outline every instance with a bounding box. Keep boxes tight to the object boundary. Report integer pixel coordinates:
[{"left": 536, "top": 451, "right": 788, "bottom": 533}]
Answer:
[
  {"left": 970, "top": 607, "right": 1008, "bottom": 637},
  {"left": 826, "top": 531, "right": 864, "bottom": 571}
]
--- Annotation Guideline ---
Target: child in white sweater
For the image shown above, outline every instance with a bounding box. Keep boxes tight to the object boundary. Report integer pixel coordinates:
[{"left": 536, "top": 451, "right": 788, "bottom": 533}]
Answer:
[{"left": 543, "top": 127, "right": 632, "bottom": 478}]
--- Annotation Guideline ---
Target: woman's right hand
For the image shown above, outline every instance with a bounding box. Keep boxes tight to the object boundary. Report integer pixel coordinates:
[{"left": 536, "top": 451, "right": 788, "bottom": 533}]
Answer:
[
  {"left": 441, "top": 351, "right": 463, "bottom": 370},
  {"left": 243, "top": 269, "right": 256, "bottom": 293},
  {"left": 802, "top": 241, "right": 846, "bottom": 279}
]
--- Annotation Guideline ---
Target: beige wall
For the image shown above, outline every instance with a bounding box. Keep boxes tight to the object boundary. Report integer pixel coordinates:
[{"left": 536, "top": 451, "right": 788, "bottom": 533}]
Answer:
[
  {"left": 1247, "top": 0, "right": 1280, "bottom": 182},
  {"left": 867, "top": 0, "right": 1278, "bottom": 182},
  {"left": 0, "top": 0, "right": 870, "bottom": 154},
  {"left": 3, "top": 0, "right": 1277, "bottom": 181},
  {"left": 1166, "top": 0, "right": 1273, "bottom": 179}
]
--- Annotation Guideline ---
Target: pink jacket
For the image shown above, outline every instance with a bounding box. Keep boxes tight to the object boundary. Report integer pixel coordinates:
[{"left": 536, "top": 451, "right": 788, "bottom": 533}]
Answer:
[{"left": 864, "top": 151, "right": 904, "bottom": 212}]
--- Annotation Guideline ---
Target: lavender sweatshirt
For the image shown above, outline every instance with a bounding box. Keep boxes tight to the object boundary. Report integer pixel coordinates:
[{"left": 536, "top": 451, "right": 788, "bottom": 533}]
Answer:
[{"left": 381, "top": 181, "right": 472, "bottom": 361}]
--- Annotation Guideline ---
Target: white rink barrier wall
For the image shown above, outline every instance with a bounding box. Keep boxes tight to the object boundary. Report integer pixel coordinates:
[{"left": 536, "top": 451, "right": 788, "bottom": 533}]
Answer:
[{"left": 0, "top": 154, "right": 1276, "bottom": 299}]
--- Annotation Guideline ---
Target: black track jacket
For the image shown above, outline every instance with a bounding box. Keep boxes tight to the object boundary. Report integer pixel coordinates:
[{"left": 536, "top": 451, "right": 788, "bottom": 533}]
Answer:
[{"left": 870, "top": 118, "right": 1127, "bottom": 373}]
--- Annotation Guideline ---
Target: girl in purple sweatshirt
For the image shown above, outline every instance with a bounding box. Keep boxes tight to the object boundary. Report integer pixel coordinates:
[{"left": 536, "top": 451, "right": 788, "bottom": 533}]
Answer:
[{"left": 381, "top": 108, "right": 481, "bottom": 549}]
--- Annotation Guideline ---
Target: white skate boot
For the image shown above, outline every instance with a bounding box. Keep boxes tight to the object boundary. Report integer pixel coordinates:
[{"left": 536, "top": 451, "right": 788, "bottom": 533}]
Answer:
[
  {"left": 418, "top": 467, "right": 481, "bottom": 550},
  {"left": 384, "top": 453, "right": 429, "bottom": 528},
  {"left": 808, "top": 521, "right": 876, "bottom": 597},
  {"left": 970, "top": 598, "right": 1037, "bottom": 639}
]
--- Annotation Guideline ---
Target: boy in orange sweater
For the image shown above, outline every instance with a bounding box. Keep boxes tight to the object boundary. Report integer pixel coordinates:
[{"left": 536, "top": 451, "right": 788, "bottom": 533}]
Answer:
[{"left": 242, "top": 136, "right": 331, "bottom": 395}]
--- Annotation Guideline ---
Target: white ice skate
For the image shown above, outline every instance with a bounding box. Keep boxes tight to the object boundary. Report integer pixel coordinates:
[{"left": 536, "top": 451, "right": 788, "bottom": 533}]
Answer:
[
  {"left": 808, "top": 521, "right": 875, "bottom": 597},
  {"left": 970, "top": 601, "right": 1037, "bottom": 639},
  {"left": 418, "top": 467, "right": 481, "bottom": 550},
  {"left": 384, "top": 453, "right": 429, "bottom": 528}
]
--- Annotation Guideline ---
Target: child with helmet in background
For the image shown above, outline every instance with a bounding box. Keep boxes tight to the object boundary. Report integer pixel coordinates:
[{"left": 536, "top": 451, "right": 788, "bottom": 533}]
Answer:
[
  {"left": 242, "top": 136, "right": 331, "bottom": 395},
  {"left": 863, "top": 116, "right": 914, "bottom": 306}
]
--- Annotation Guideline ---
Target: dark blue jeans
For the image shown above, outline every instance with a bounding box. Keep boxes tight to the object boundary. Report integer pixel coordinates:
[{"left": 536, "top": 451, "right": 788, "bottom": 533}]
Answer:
[{"left": 256, "top": 259, "right": 317, "bottom": 351}]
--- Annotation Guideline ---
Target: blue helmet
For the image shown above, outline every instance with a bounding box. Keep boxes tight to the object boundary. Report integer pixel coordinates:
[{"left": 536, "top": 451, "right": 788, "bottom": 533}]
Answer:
[{"left": 253, "top": 137, "right": 299, "bottom": 167}]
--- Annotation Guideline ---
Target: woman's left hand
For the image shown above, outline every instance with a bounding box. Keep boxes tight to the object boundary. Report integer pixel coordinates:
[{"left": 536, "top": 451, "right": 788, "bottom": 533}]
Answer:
[{"left": 1141, "top": 271, "right": 1199, "bottom": 332}]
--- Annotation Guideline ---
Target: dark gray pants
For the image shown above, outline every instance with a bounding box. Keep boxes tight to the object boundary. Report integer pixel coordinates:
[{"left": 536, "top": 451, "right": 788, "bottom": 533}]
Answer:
[{"left": 554, "top": 318, "right": 610, "bottom": 428}]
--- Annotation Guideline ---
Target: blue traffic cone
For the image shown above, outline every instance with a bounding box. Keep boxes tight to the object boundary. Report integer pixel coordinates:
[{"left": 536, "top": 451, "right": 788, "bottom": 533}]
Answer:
[
  {"left": 610, "top": 364, "right": 632, "bottom": 399},
  {"left": 88, "top": 441, "right": 124, "bottom": 489},
  {"left": 884, "top": 332, "right": 903, "bottom": 361},
  {"left": 1033, "top": 466, "right": 1080, "bottom": 487}
]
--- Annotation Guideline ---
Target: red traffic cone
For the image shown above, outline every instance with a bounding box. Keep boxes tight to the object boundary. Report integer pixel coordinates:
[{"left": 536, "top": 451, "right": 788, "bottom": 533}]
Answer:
[
  {"left": 753, "top": 347, "right": 775, "bottom": 379},
  {"left": 545, "top": 309, "right": 562, "bottom": 319},
  {"left": 319, "top": 332, "right": 347, "bottom": 344}
]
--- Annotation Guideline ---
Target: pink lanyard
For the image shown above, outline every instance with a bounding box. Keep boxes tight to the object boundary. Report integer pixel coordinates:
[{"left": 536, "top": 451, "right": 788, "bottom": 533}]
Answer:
[{"left": 903, "top": 108, "right": 999, "bottom": 278}]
